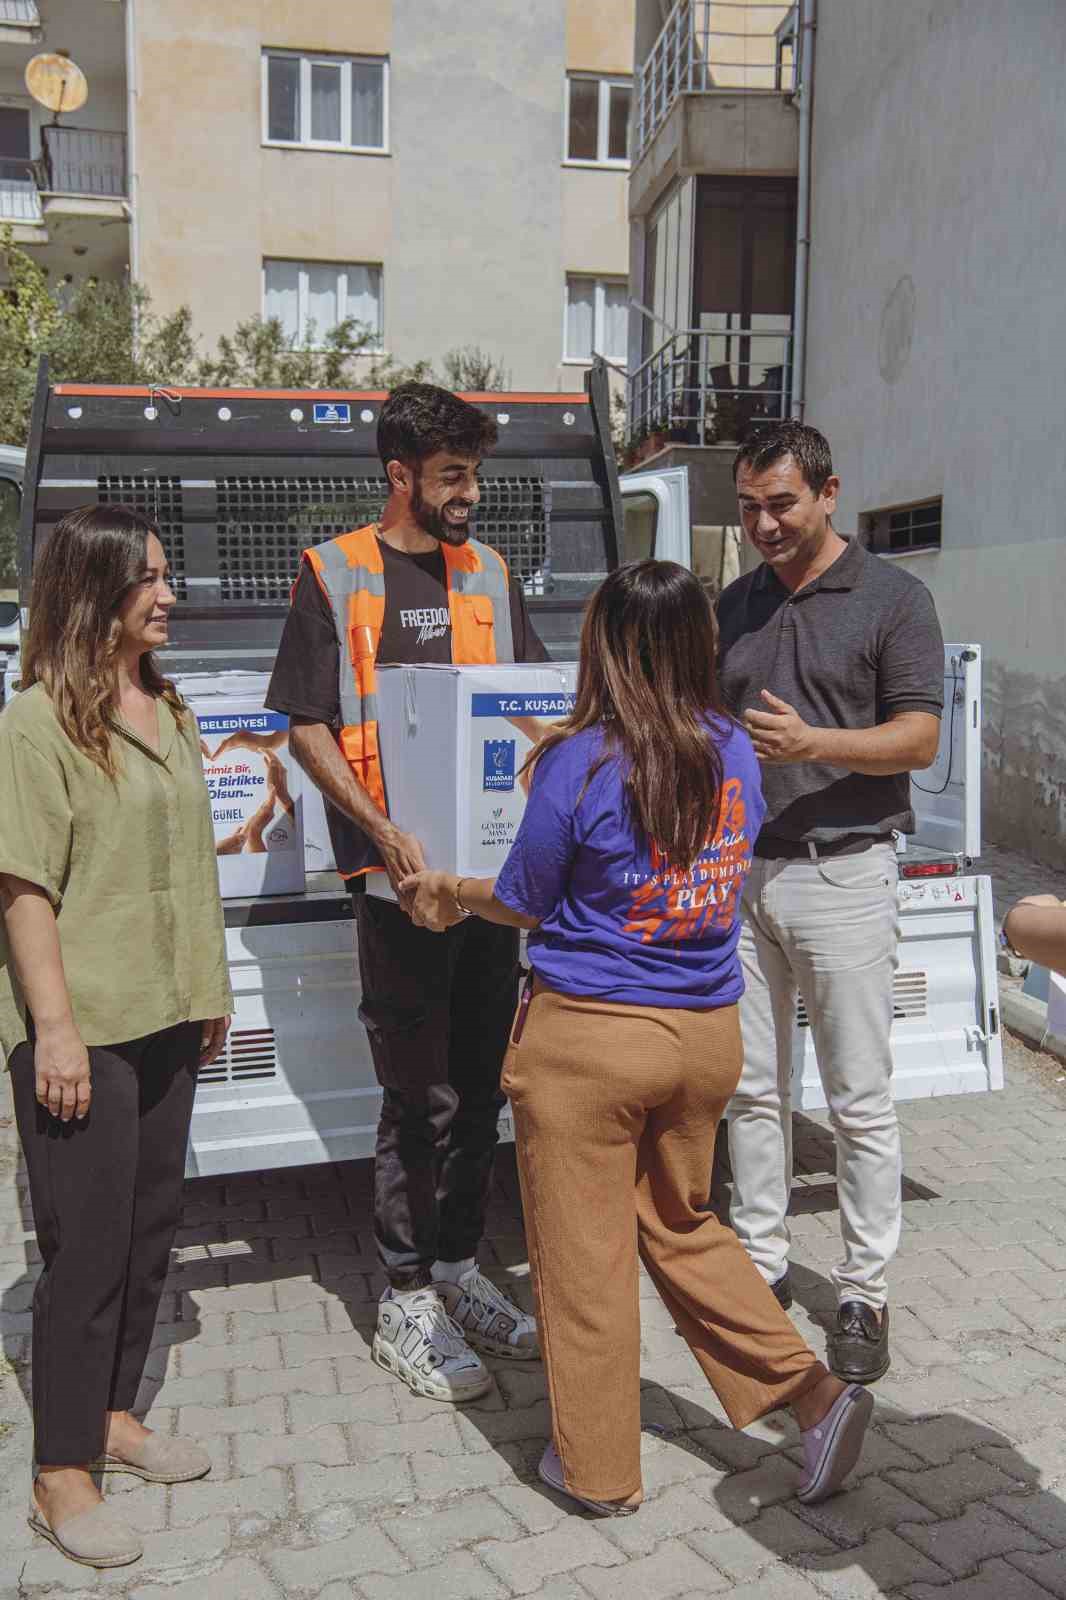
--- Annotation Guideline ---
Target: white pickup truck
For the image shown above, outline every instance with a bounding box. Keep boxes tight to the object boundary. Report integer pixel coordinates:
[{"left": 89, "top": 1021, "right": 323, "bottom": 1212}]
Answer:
[{"left": 11, "top": 378, "right": 1001, "bottom": 1176}]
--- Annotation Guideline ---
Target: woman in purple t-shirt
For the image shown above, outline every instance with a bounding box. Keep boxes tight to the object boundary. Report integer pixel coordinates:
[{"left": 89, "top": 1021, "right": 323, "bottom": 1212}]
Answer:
[{"left": 401, "top": 561, "right": 871, "bottom": 1515}]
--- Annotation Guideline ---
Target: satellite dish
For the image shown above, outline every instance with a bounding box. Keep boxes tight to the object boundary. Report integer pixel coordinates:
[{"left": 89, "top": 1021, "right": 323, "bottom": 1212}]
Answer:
[{"left": 25, "top": 52, "right": 89, "bottom": 119}]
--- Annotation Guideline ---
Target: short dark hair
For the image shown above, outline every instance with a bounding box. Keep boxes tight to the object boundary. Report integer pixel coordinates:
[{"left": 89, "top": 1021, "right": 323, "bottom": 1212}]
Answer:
[
  {"left": 732, "top": 421, "right": 834, "bottom": 496},
  {"left": 377, "top": 382, "right": 498, "bottom": 473}
]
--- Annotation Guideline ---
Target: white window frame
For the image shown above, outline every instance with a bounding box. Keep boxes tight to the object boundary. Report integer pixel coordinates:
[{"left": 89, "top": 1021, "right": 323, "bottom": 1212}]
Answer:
[
  {"left": 262, "top": 259, "right": 384, "bottom": 352},
  {"left": 261, "top": 50, "right": 389, "bottom": 154},
  {"left": 563, "top": 74, "right": 631, "bottom": 168},
  {"left": 563, "top": 275, "right": 628, "bottom": 365}
]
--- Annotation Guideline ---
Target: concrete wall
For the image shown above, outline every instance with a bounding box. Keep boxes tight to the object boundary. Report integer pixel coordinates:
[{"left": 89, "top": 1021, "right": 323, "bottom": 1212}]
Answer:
[
  {"left": 630, "top": 91, "right": 798, "bottom": 217},
  {"left": 804, "top": 0, "right": 1066, "bottom": 866},
  {"left": 133, "top": 0, "right": 632, "bottom": 389}
]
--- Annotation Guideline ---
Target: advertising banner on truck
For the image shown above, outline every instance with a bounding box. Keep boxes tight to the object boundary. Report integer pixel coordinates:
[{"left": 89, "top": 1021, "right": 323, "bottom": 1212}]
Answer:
[{"left": 192, "top": 702, "right": 306, "bottom": 898}]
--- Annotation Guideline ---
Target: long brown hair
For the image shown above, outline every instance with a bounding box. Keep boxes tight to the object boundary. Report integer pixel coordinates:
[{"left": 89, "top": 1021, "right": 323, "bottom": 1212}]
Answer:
[
  {"left": 530, "top": 560, "right": 733, "bottom": 873},
  {"left": 22, "top": 503, "right": 185, "bottom": 775}
]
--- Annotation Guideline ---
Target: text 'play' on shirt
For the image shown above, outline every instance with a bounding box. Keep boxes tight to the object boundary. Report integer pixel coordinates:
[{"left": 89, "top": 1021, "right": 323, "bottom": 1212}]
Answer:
[{"left": 494, "top": 719, "right": 766, "bottom": 1010}]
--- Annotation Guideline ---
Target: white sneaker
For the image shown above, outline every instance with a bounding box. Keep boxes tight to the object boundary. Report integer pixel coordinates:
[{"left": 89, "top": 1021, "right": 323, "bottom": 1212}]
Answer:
[
  {"left": 372, "top": 1287, "right": 493, "bottom": 1403},
  {"left": 433, "top": 1265, "right": 539, "bottom": 1361}
]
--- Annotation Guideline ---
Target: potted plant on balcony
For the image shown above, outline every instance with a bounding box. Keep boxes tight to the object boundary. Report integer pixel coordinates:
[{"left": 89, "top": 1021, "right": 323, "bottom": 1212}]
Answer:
[{"left": 708, "top": 393, "right": 747, "bottom": 445}]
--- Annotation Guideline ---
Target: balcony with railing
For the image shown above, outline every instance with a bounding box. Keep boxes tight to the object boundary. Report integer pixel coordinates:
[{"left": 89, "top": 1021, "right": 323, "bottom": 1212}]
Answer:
[
  {"left": 0, "top": 0, "right": 41, "bottom": 31},
  {"left": 0, "top": 124, "right": 127, "bottom": 227},
  {"left": 0, "top": 155, "right": 41, "bottom": 223},
  {"left": 627, "top": 323, "right": 792, "bottom": 453},
  {"left": 40, "top": 124, "right": 126, "bottom": 199},
  {"left": 636, "top": 1, "right": 798, "bottom": 164}
]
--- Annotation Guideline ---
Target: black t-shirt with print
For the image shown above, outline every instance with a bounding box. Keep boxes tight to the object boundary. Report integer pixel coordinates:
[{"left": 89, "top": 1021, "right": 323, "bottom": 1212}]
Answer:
[{"left": 265, "top": 534, "right": 549, "bottom": 726}]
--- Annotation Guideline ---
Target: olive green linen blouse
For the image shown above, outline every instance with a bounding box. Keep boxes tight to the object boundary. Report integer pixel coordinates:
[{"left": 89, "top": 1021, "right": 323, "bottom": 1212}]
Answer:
[{"left": 0, "top": 683, "right": 233, "bottom": 1062}]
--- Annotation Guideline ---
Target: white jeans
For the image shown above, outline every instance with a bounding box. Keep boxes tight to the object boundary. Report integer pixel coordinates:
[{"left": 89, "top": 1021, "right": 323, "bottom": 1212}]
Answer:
[{"left": 728, "top": 842, "right": 902, "bottom": 1309}]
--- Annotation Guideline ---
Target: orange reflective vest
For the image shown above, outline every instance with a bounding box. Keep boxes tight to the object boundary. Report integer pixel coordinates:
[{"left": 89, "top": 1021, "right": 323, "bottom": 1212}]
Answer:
[{"left": 301, "top": 522, "right": 515, "bottom": 878}]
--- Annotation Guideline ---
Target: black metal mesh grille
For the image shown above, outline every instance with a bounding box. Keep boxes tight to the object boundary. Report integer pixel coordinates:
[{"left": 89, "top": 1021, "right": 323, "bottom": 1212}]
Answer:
[
  {"left": 97, "top": 475, "right": 187, "bottom": 598},
  {"left": 214, "top": 474, "right": 549, "bottom": 602},
  {"left": 216, "top": 476, "right": 383, "bottom": 602},
  {"left": 480, "top": 476, "right": 550, "bottom": 592}
]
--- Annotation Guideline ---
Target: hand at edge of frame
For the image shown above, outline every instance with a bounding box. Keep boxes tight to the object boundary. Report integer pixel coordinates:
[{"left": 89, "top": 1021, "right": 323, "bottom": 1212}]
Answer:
[
  {"left": 34, "top": 1020, "right": 91, "bottom": 1122},
  {"left": 199, "top": 1016, "right": 231, "bottom": 1068}
]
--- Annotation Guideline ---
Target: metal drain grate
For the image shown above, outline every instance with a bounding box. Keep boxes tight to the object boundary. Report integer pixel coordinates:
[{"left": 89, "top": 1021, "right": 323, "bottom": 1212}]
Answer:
[
  {"left": 797, "top": 970, "right": 928, "bottom": 1028},
  {"left": 214, "top": 474, "right": 550, "bottom": 602},
  {"left": 98, "top": 475, "right": 187, "bottom": 598},
  {"left": 196, "top": 1026, "right": 279, "bottom": 1087}
]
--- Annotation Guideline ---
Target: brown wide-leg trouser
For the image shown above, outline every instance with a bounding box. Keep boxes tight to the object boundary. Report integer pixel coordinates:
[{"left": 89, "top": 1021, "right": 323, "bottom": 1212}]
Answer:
[{"left": 502, "top": 983, "right": 827, "bottom": 1502}]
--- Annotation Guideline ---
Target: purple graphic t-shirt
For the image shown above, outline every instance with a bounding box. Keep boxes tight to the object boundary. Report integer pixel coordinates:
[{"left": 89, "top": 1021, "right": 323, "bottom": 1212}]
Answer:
[{"left": 494, "top": 719, "right": 765, "bottom": 1009}]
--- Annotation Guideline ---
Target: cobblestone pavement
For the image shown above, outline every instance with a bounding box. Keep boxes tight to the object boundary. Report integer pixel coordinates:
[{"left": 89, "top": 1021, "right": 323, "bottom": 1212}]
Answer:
[{"left": 3, "top": 1028, "right": 1066, "bottom": 1600}]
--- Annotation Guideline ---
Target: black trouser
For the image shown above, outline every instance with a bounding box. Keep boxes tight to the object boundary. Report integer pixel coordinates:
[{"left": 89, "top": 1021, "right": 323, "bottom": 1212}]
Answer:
[
  {"left": 10, "top": 1021, "right": 199, "bottom": 1466},
  {"left": 354, "top": 893, "right": 520, "bottom": 1289}
]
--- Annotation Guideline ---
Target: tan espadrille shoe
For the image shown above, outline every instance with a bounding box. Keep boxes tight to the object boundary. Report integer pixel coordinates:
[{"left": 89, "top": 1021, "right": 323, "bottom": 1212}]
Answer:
[
  {"left": 88, "top": 1431, "right": 211, "bottom": 1483},
  {"left": 28, "top": 1492, "right": 142, "bottom": 1569}
]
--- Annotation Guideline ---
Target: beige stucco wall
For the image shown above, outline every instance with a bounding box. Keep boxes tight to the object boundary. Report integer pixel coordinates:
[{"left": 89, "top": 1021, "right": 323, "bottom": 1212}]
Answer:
[
  {"left": 561, "top": 167, "right": 629, "bottom": 278},
  {"left": 134, "top": 0, "right": 634, "bottom": 386},
  {"left": 135, "top": 0, "right": 392, "bottom": 353},
  {"left": 568, "top": 0, "right": 635, "bottom": 74}
]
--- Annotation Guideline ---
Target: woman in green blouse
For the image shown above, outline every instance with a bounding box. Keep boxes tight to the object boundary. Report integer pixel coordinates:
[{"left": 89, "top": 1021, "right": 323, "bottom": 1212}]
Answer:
[{"left": 0, "top": 505, "right": 232, "bottom": 1570}]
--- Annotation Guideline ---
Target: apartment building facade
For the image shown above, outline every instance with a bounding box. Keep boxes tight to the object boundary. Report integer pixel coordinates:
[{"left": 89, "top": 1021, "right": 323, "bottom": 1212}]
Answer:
[
  {"left": 623, "top": 0, "right": 799, "bottom": 587},
  {"left": 628, "top": 0, "right": 1064, "bottom": 865},
  {"left": 2, "top": 0, "right": 635, "bottom": 390},
  {"left": 0, "top": 0, "right": 129, "bottom": 284}
]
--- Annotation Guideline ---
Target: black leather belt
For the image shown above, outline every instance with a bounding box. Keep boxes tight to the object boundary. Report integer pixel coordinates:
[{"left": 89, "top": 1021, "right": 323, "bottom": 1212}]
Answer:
[{"left": 753, "top": 833, "right": 892, "bottom": 861}]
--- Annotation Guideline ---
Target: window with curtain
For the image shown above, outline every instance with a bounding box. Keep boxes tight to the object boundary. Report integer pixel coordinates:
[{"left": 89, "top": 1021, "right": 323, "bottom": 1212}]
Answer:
[
  {"left": 565, "top": 277, "right": 627, "bottom": 363},
  {"left": 263, "top": 52, "right": 388, "bottom": 151},
  {"left": 264, "top": 259, "right": 383, "bottom": 349},
  {"left": 565, "top": 76, "right": 631, "bottom": 165}
]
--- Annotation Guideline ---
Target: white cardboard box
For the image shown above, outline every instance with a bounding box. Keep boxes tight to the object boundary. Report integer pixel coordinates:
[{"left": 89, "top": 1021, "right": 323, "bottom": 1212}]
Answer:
[
  {"left": 184, "top": 692, "right": 306, "bottom": 899},
  {"left": 369, "top": 663, "right": 577, "bottom": 894}
]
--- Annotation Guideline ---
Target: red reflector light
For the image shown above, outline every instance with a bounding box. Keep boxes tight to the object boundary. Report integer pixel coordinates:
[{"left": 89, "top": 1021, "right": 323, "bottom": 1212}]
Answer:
[{"left": 899, "top": 861, "right": 960, "bottom": 879}]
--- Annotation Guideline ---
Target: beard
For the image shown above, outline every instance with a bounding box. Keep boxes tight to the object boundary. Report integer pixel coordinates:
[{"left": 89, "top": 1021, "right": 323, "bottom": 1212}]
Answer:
[{"left": 411, "top": 475, "right": 476, "bottom": 547}]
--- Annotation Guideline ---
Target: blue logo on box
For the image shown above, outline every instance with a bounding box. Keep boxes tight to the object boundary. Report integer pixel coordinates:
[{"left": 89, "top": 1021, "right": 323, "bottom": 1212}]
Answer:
[
  {"left": 312, "top": 401, "right": 351, "bottom": 425},
  {"left": 483, "top": 739, "right": 516, "bottom": 792}
]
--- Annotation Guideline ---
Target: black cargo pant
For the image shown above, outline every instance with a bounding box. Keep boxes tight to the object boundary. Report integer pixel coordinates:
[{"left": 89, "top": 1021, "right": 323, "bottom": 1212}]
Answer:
[
  {"left": 10, "top": 1021, "right": 200, "bottom": 1465},
  {"left": 353, "top": 892, "right": 520, "bottom": 1288}
]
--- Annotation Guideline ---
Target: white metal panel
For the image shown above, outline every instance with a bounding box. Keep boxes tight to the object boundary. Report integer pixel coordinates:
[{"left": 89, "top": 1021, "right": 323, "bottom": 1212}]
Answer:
[
  {"left": 790, "top": 873, "right": 1003, "bottom": 1109},
  {"left": 908, "top": 644, "right": 981, "bottom": 862},
  {"left": 619, "top": 467, "right": 691, "bottom": 567},
  {"left": 186, "top": 914, "right": 512, "bottom": 1176}
]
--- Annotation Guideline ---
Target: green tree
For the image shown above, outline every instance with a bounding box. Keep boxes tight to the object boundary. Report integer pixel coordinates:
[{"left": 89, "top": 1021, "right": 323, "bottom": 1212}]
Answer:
[
  {"left": 0, "top": 227, "right": 202, "bottom": 444},
  {"left": 195, "top": 313, "right": 383, "bottom": 389},
  {"left": 440, "top": 345, "right": 512, "bottom": 391},
  {"left": 0, "top": 478, "right": 19, "bottom": 587},
  {"left": 0, "top": 228, "right": 512, "bottom": 456}
]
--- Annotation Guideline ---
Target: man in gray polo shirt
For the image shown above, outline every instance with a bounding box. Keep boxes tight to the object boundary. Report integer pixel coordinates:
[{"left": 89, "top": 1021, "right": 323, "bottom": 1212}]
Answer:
[{"left": 717, "top": 422, "right": 943, "bottom": 1384}]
